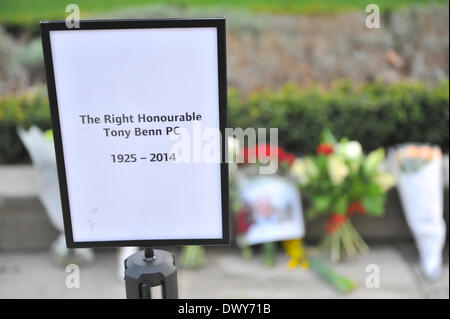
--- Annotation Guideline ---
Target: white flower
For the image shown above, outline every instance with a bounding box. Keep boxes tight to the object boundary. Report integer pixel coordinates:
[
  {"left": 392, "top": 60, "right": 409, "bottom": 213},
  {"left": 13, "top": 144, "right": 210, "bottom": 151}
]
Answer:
[
  {"left": 328, "top": 155, "right": 349, "bottom": 185},
  {"left": 346, "top": 141, "right": 363, "bottom": 159},
  {"left": 338, "top": 141, "right": 362, "bottom": 160}
]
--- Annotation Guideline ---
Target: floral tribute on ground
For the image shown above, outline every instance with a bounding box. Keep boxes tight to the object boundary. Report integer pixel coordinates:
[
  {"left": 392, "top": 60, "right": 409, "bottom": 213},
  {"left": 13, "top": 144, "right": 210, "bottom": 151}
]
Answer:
[
  {"left": 292, "top": 130, "right": 396, "bottom": 262},
  {"left": 235, "top": 142, "right": 306, "bottom": 267}
]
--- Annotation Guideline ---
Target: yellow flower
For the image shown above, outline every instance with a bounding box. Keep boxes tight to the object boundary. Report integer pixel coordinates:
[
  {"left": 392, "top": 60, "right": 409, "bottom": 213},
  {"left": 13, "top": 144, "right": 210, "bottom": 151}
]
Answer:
[
  {"left": 282, "top": 239, "right": 308, "bottom": 270},
  {"left": 305, "top": 158, "right": 319, "bottom": 178},
  {"left": 328, "top": 155, "right": 349, "bottom": 185},
  {"left": 375, "top": 173, "right": 396, "bottom": 191},
  {"left": 291, "top": 159, "right": 308, "bottom": 183}
]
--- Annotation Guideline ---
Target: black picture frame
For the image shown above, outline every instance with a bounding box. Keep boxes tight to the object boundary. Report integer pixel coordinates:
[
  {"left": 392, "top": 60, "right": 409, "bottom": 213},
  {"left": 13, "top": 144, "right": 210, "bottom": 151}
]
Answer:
[{"left": 40, "top": 18, "right": 229, "bottom": 248}]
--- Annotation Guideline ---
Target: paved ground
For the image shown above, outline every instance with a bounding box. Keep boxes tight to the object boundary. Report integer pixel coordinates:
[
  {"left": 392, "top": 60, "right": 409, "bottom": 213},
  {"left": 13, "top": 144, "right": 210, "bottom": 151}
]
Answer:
[{"left": 0, "top": 244, "right": 448, "bottom": 299}]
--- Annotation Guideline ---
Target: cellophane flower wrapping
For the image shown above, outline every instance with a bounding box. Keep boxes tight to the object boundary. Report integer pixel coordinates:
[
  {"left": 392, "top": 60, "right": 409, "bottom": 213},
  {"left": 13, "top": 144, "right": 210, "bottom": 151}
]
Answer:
[{"left": 388, "top": 144, "right": 446, "bottom": 280}]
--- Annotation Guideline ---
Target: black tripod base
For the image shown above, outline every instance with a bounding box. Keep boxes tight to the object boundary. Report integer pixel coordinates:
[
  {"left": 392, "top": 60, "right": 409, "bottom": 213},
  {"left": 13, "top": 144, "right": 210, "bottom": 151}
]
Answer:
[{"left": 124, "top": 249, "right": 178, "bottom": 299}]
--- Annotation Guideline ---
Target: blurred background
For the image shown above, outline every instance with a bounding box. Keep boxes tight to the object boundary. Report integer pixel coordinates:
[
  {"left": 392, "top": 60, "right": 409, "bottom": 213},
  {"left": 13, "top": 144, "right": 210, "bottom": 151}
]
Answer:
[{"left": 0, "top": 0, "right": 448, "bottom": 298}]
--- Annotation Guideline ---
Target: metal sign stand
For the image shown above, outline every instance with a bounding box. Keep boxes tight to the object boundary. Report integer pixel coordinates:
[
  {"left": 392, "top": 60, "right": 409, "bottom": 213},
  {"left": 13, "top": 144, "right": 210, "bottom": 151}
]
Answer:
[{"left": 124, "top": 247, "right": 178, "bottom": 299}]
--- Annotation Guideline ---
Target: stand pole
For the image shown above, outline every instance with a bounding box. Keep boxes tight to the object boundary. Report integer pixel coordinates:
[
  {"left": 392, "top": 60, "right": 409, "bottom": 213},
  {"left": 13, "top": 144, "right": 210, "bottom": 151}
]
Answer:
[{"left": 124, "top": 247, "right": 178, "bottom": 299}]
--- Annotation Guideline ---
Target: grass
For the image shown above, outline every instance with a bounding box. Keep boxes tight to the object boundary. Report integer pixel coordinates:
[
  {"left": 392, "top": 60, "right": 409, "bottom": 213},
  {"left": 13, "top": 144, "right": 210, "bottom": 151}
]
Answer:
[{"left": 0, "top": 0, "right": 448, "bottom": 25}]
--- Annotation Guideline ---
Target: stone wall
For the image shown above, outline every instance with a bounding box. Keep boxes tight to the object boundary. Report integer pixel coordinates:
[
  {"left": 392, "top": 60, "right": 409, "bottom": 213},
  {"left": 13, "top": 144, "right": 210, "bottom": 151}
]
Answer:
[{"left": 1, "top": 165, "right": 448, "bottom": 251}]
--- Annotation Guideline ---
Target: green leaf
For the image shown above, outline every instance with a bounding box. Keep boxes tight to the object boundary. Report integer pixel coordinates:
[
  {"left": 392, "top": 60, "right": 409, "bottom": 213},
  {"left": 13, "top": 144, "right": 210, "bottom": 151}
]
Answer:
[
  {"left": 312, "top": 195, "right": 332, "bottom": 212},
  {"left": 321, "top": 128, "right": 337, "bottom": 144},
  {"left": 364, "top": 148, "right": 385, "bottom": 175},
  {"left": 307, "top": 207, "right": 322, "bottom": 220},
  {"left": 262, "top": 242, "right": 276, "bottom": 267},
  {"left": 361, "top": 195, "right": 385, "bottom": 216},
  {"left": 180, "top": 246, "right": 206, "bottom": 269},
  {"left": 334, "top": 196, "right": 349, "bottom": 215},
  {"left": 44, "top": 129, "right": 53, "bottom": 141},
  {"left": 308, "top": 256, "right": 357, "bottom": 293}
]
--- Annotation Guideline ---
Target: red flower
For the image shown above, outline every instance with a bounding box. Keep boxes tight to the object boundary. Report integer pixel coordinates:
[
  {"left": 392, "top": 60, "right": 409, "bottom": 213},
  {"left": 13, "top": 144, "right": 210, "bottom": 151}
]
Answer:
[
  {"left": 316, "top": 143, "right": 334, "bottom": 155},
  {"left": 346, "top": 201, "right": 366, "bottom": 216},
  {"left": 279, "top": 152, "right": 296, "bottom": 165},
  {"left": 325, "top": 213, "right": 347, "bottom": 234},
  {"left": 236, "top": 208, "right": 252, "bottom": 234},
  {"left": 242, "top": 144, "right": 278, "bottom": 163},
  {"left": 324, "top": 202, "right": 366, "bottom": 234}
]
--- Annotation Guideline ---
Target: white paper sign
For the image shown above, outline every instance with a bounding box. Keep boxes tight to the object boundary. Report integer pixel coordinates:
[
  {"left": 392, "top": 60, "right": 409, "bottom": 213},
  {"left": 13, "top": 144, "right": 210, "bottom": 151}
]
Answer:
[{"left": 43, "top": 20, "right": 227, "bottom": 246}]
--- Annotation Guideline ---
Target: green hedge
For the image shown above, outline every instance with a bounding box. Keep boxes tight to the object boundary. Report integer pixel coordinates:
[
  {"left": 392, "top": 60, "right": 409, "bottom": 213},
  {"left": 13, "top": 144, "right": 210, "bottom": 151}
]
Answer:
[
  {"left": 229, "top": 80, "right": 449, "bottom": 155},
  {"left": 0, "top": 88, "right": 51, "bottom": 163},
  {"left": 0, "top": 81, "right": 448, "bottom": 163}
]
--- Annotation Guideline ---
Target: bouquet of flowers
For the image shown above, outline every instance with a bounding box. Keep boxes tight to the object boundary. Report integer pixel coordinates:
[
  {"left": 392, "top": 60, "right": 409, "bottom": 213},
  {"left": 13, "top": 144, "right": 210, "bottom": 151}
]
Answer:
[
  {"left": 388, "top": 144, "right": 446, "bottom": 280},
  {"left": 293, "top": 130, "right": 395, "bottom": 262}
]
